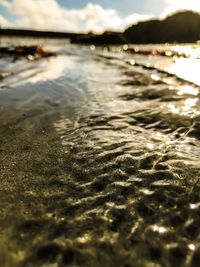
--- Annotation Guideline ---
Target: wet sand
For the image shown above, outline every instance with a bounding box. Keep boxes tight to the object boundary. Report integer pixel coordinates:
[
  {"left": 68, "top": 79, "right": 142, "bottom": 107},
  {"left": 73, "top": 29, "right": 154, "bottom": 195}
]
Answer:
[{"left": 0, "top": 40, "right": 200, "bottom": 267}]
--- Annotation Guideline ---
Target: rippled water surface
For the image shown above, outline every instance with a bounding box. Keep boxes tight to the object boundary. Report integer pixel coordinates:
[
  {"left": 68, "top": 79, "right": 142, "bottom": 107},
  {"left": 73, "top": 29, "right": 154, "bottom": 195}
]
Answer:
[{"left": 0, "top": 38, "right": 200, "bottom": 267}]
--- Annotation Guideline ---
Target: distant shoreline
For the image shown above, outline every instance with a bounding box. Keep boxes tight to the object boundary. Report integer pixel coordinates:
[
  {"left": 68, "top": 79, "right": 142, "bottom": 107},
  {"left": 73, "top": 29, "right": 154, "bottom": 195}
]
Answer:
[
  {"left": 0, "top": 28, "right": 86, "bottom": 39},
  {"left": 1, "top": 11, "right": 200, "bottom": 45}
]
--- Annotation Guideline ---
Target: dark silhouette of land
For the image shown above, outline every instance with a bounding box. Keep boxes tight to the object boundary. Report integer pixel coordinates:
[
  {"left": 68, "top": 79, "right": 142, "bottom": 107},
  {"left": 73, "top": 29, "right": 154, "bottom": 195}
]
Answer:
[
  {"left": 1, "top": 11, "right": 200, "bottom": 44},
  {"left": 70, "top": 31, "right": 127, "bottom": 45},
  {"left": 72, "top": 11, "right": 200, "bottom": 44},
  {"left": 124, "top": 11, "right": 200, "bottom": 43}
]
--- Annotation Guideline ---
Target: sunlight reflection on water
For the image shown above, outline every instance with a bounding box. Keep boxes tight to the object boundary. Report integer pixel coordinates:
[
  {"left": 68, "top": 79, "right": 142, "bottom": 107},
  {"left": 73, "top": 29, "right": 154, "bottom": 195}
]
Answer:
[
  {"left": 168, "top": 58, "right": 200, "bottom": 85},
  {"left": 177, "top": 85, "right": 199, "bottom": 96}
]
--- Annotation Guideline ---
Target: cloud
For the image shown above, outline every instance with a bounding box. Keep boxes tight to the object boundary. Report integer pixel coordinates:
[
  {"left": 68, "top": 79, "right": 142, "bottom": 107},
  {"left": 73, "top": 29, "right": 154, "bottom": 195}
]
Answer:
[
  {"left": 0, "top": 0, "right": 152, "bottom": 33},
  {"left": 124, "top": 14, "right": 153, "bottom": 26},
  {"left": 0, "top": 14, "right": 9, "bottom": 27},
  {"left": 163, "top": 0, "right": 200, "bottom": 16}
]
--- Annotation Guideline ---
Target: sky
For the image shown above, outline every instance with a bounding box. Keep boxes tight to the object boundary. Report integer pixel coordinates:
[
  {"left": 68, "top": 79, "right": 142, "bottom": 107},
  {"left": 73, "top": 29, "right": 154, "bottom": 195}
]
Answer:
[{"left": 0, "top": 0, "right": 200, "bottom": 33}]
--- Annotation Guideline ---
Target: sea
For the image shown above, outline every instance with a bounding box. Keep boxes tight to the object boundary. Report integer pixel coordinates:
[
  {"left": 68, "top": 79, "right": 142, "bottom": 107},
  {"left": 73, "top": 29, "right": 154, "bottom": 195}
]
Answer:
[{"left": 0, "top": 37, "right": 200, "bottom": 267}]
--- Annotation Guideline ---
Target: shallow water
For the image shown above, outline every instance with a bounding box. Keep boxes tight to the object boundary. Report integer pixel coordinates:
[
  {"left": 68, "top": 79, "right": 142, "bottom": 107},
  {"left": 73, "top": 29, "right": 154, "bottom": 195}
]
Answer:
[{"left": 0, "top": 38, "right": 200, "bottom": 267}]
